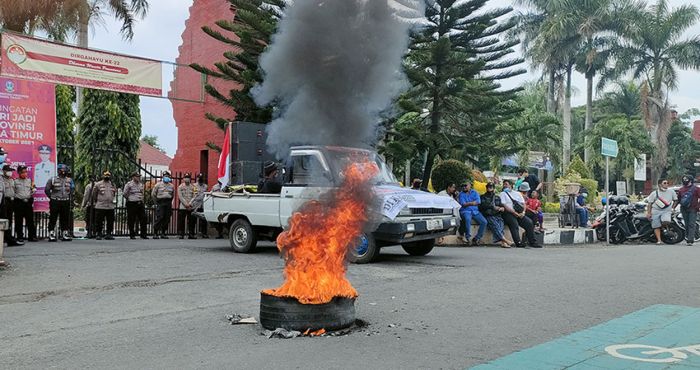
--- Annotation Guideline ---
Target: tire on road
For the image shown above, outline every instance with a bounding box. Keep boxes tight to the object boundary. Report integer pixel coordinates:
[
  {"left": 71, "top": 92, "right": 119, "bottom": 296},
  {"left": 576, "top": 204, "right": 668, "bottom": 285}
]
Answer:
[
  {"left": 401, "top": 239, "right": 436, "bottom": 256},
  {"left": 259, "top": 293, "right": 356, "bottom": 331},
  {"left": 348, "top": 233, "right": 379, "bottom": 264},
  {"left": 229, "top": 218, "right": 258, "bottom": 253}
]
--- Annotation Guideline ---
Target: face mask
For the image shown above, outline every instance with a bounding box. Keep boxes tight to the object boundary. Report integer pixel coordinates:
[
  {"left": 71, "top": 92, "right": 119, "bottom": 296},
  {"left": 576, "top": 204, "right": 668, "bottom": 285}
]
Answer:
[
  {"left": 4, "top": 171, "right": 12, "bottom": 177},
  {"left": 683, "top": 179, "right": 691, "bottom": 186},
  {"left": 504, "top": 188, "right": 511, "bottom": 193},
  {"left": 198, "top": 179, "right": 204, "bottom": 184},
  {"left": 163, "top": 177, "right": 172, "bottom": 183},
  {"left": 582, "top": 193, "right": 588, "bottom": 198},
  {"left": 184, "top": 179, "right": 191, "bottom": 184},
  {"left": 104, "top": 177, "right": 111, "bottom": 182},
  {"left": 0, "top": 155, "right": 6, "bottom": 162}
]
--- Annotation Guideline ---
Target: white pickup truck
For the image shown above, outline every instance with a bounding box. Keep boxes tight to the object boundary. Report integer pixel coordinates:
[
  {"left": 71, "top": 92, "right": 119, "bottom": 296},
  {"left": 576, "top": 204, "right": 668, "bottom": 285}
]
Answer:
[{"left": 200, "top": 146, "right": 460, "bottom": 263}]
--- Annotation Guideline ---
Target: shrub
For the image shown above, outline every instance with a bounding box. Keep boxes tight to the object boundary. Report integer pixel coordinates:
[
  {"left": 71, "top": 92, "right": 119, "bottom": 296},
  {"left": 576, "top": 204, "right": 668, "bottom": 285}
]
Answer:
[
  {"left": 431, "top": 159, "right": 472, "bottom": 192},
  {"left": 472, "top": 169, "right": 487, "bottom": 183},
  {"left": 543, "top": 202, "right": 561, "bottom": 214},
  {"left": 554, "top": 172, "right": 598, "bottom": 204},
  {"left": 566, "top": 155, "right": 592, "bottom": 178}
]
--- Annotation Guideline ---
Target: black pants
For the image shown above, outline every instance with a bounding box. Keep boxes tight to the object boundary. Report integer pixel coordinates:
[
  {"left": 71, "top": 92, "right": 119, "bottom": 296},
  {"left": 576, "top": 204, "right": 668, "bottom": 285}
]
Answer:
[
  {"left": 502, "top": 212, "right": 538, "bottom": 247},
  {"left": 681, "top": 208, "right": 698, "bottom": 243},
  {"left": 126, "top": 201, "right": 148, "bottom": 237},
  {"left": 178, "top": 209, "right": 195, "bottom": 237},
  {"left": 1, "top": 198, "right": 16, "bottom": 242},
  {"left": 85, "top": 206, "right": 95, "bottom": 237},
  {"left": 154, "top": 199, "right": 173, "bottom": 235},
  {"left": 95, "top": 208, "right": 115, "bottom": 236},
  {"left": 195, "top": 207, "right": 207, "bottom": 236},
  {"left": 49, "top": 199, "right": 71, "bottom": 233},
  {"left": 14, "top": 198, "right": 35, "bottom": 240}
]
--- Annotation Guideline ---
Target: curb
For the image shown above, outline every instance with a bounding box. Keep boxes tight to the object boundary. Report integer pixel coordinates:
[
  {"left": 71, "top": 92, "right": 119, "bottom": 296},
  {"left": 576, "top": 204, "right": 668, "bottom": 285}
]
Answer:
[{"left": 438, "top": 228, "right": 596, "bottom": 246}]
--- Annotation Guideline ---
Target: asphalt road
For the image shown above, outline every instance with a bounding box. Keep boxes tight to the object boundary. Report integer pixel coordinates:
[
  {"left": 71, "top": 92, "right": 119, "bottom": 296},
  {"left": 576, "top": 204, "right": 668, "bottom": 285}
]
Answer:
[{"left": 1, "top": 239, "right": 699, "bottom": 369}]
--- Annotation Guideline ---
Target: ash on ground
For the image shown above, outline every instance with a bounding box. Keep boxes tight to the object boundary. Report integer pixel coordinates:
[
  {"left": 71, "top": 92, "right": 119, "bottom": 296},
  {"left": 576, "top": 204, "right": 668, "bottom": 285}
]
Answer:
[{"left": 262, "top": 319, "right": 371, "bottom": 339}]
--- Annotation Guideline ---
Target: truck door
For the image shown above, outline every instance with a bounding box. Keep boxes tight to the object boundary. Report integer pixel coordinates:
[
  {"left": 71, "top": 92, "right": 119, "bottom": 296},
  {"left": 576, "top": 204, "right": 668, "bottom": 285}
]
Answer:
[{"left": 279, "top": 151, "right": 333, "bottom": 227}]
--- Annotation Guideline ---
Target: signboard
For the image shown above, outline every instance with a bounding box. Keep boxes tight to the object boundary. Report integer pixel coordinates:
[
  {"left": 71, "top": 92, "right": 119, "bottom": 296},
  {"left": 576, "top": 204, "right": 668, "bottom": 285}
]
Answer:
[
  {"left": 0, "top": 78, "right": 56, "bottom": 212},
  {"left": 616, "top": 181, "right": 627, "bottom": 196},
  {"left": 0, "top": 33, "right": 162, "bottom": 97},
  {"left": 501, "top": 151, "right": 554, "bottom": 171},
  {"left": 601, "top": 137, "right": 618, "bottom": 158},
  {"left": 634, "top": 154, "right": 647, "bottom": 181}
]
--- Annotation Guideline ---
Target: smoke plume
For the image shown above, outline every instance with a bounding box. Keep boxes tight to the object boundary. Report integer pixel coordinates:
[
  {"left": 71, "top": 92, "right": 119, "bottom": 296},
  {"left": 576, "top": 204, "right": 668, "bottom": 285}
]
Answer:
[{"left": 254, "top": 0, "right": 424, "bottom": 159}]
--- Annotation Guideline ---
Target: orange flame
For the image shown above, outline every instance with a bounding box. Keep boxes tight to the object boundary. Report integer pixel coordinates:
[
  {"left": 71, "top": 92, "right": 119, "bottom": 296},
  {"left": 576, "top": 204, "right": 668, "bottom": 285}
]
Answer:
[{"left": 262, "top": 161, "right": 379, "bottom": 305}]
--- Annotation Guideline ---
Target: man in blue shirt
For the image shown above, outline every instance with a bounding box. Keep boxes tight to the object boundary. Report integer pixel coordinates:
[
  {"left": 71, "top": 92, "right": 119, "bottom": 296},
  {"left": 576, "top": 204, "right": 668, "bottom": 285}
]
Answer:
[{"left": 459, "top": 181, "right": 487, "bottom": 245}]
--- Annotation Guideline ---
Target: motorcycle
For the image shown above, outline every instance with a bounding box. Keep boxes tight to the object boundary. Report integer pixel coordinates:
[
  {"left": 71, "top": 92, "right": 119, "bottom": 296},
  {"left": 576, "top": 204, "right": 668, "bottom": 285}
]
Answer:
[
  {"left": 604, "top": 204, "right": 683, "bottom": 244},
  {"left": 673, "top": 212, "right": 700, "bottom": 242}
]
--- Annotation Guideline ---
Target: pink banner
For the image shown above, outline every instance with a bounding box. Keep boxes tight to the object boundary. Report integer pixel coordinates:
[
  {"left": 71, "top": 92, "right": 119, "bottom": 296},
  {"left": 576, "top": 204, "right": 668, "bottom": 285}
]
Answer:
[{"left": 0, "top": 78, "right": 57, "bottom": 212}]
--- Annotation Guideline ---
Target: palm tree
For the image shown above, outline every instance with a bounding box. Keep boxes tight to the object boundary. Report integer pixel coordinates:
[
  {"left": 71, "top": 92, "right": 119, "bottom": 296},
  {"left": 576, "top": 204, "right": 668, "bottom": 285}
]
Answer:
[{"left": 606, "top": 0, "right": 700, "bottom": 182}]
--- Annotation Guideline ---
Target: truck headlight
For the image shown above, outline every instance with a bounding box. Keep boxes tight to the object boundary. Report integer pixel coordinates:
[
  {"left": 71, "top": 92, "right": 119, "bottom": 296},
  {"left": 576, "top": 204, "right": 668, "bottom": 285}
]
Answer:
[{"left": 450, "top": 219, "right": 457, "bottom": 227}]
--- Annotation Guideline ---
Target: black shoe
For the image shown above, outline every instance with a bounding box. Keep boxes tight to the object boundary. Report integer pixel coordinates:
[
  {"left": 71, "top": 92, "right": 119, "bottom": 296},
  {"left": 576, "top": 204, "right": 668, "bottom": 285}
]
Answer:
[
  {"left": 130, "top": 236, "right": 136, "bottom": 240},
  {"left": 188, "top": 235, "right": 196, "bottom": 240},
  {"left": 515, "top": 243, "right": 527, "bottom": 248},
  {"left": 61, "top": 231, "right": 72, "bottom": 241},
  {"left": 200, "top": 234, "right": 209, "bottom": 239},
  {"left": 530, "top": 244, "right": 544, "bottom": 249},
  {"left": 471, "top": 238, "right": 481, "bottom": 246},
  {"left": 216, "top": 235, "right": 224, "bottom": 239},
  {"left": 178, "top": 235, "right": 185, "bottom": 239},
  {"left": 160, "top": 235, "right": 169, "bottom": 239},
  {"left": 96, "top": 235, "right": 103, "bottom": 240},
  {"left": 105, "top": 235, "right": 114, "bottom": 240},
  {"left": 16, "top": 238, "right": 24, "bottom": 244},
  {"left": 141, "top": 236, "right": 149, "bottom": 240},
  {"left": 152, "top": 235, "right": 159, "bottom": 240},
  {"left": 48, "top": 231, "right": 57, "bottom": 242}
]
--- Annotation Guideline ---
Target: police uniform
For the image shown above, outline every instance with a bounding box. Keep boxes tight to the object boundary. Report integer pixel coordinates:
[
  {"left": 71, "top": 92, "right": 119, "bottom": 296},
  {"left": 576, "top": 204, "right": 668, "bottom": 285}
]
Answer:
[
  {"left": 45, "top": 166, "right": 74, "bottom": 241},
  {"left": 123, "top": 173, "right": 148, "bottom": 239},
  {"left": 1, "top": 165, "right": 18, "bottom": 245},
  {"left": 193, "top": 176, "right": 208, "bottom": 238},
  {"left": 81, "top": 181, "right": 96, "bottom": 238},
  {"left": 177, "top": 175, "right": 197, "bottom": 239},
  {"left": 152, "top": 173, "right": 175, "bottom": 238},
  {"left": 92, "top": 173, "right": 117, "bottom": 240},
  {"left": 14, "top": 167, "right": 36, "bottom": 242},
  {"left": 34, "top": 144, "right": 56, "bottom": 188}
]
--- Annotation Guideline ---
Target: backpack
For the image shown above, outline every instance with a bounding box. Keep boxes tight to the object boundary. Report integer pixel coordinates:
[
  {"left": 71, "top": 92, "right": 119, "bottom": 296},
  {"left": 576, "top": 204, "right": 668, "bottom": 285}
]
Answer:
[{"left": 680, "top": 189, "right": 694, "bottom": 209}]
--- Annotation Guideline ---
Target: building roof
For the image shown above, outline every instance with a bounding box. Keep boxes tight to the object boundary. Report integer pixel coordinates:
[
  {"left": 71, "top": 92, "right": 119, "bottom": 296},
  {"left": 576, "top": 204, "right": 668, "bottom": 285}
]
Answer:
[{"left": 138, "top": 140, "right": 172, "bottom": 167}]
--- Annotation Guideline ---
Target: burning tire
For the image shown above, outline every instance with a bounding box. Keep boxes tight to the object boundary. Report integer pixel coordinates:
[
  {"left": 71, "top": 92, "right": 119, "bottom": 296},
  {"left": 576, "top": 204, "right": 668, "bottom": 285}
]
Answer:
[
  {"left": 229, "top": 219, "right": 258, "bottom": 253},
  {"left": 348, "top": 233, "right": 379, "bottom": 264},
  {"left": 259, "top": 293, "right": 356, "bottom": 331},
  {"left": 401, "top": 239, "right": 435, "bottom": 256}
]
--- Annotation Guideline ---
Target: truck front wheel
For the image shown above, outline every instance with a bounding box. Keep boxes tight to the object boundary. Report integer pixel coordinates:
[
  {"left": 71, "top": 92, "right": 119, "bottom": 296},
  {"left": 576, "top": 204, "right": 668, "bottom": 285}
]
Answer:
[
  {"left": 348, "top": 233, "right": 379, "bottom": 264},
  {"left": 229, "top": 219, "right": 258, "bottom": 253},
  {"left": 401, "top": 239, "right": 435, "bottom": 256}
]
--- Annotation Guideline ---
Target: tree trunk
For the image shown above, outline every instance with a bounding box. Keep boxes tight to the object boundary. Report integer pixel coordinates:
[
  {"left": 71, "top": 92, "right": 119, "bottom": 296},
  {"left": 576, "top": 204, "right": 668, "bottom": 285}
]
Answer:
[
  {"left": 562, "top": 65, "right": 572, "bottom": 171},
  {"left": 76, "top": 19, "right": 89, "bottom": 121},
  {"left": 547, "top": 69, "right": 556, "bottom": 114},
  {"left": 584, "top": 74, "right": 593, "bottom": 164}
]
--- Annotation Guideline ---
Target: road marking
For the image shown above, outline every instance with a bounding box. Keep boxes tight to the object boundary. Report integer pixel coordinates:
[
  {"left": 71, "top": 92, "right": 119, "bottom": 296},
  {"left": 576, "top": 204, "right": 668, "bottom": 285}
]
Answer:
[{"left": 471, "top": 304, "right": 700, "bottom": 369}]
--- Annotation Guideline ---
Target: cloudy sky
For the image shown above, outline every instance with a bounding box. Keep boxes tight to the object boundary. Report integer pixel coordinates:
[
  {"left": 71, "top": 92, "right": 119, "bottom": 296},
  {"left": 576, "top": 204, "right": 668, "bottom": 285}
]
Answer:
[{"left": 87, "top": 0, "right": 700, "bottom": 156}]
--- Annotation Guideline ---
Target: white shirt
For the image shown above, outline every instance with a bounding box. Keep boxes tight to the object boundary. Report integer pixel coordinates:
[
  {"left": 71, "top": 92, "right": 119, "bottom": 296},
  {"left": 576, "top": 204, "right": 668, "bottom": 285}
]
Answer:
[
  {"left": 500, "top": 190, "right": 525, "bottom": 210},
  {"left": 34, "top": 161, "right": 55, "bottom": 187}
]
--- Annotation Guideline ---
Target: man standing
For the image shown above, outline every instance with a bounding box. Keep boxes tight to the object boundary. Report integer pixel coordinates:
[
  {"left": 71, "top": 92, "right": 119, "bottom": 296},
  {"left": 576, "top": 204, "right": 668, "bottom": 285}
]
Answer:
[
  {"left": 645, "top": 178, "right": 677, "bottom": 245},
  {"left": 14, "top": 165, "right": 36, "bottom": 242},
  {"left": 92, "top": 171, "right": 117, "bottom": 240},
  {"left": 45, "top": 164, "right": 74, "bottom": 242},
  {"left": 193, "top": 173, "right": 208, "bottom": 238},
  {"left": 675, "top": 174, "right": 700, "bottom": 246},
  {"left": 81, "top": 177, "right": 96, "bottom": 238},
  {"left": 258, "top": 162, "right": 282, "bottom": 194},
  {"left": 123, "top": 172, "right": 148, "bottom": 239},
  {"left": 518, "top": 169, "right": 542, "bottom": 197},
  {"left": 34, "top": 144, "right": 55, "bottom": 188},
  {"left": 1, "top": 164, "right": 20, "bottom": 246},
  {"left": 152, "top": 171, "right": 175, "bottom": 239},
  {"left": 177, "top": 173, "right": 196, "bottom": 239},
  {"left": 458, "top": 181, "right": 487, "bottom": 246}
]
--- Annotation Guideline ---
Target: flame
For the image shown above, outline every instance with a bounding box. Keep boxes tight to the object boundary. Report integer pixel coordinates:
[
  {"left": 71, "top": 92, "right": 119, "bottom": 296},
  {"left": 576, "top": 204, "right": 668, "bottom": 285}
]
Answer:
[
  {"left": 262, "top": 161, "right": 378, "bottom": 305},
  {"left": 303, "top": 328, "right": 326, "bottom": 336}
]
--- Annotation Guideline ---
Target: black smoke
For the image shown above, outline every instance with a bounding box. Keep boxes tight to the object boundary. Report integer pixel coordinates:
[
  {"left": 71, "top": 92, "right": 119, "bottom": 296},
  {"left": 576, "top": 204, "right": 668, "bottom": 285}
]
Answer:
[{"left": 254, "top": 0, "right": 424, "bottom": 159}]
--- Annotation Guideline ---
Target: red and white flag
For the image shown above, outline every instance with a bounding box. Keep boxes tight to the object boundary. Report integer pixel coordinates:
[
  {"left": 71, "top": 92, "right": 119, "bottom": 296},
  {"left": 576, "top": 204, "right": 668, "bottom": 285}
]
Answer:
[{"left": 217, "top": 125, "right": 231, "bottom": 186}]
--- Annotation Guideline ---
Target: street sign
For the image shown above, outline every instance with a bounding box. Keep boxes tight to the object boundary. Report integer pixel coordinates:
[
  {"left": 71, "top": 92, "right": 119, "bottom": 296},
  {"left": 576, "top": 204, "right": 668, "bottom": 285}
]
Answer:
[{"left": 602, "top": 137, "right": 618, "bottom": 158}]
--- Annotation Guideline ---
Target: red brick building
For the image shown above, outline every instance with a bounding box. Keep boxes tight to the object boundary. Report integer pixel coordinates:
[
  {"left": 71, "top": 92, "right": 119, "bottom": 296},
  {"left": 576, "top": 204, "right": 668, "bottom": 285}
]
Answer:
[{"left": 169, "top": 0, "right": 239, "bottom": 186}]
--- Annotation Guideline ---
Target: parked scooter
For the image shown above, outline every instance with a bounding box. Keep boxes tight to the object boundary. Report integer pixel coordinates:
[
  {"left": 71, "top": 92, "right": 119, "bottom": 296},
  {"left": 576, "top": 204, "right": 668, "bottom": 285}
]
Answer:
[
  {"left": 674, "top": 212, "right": 700, "bottom": 242},
  {"left": 607, "top": 205, "right": 683, "bottom": 244}
]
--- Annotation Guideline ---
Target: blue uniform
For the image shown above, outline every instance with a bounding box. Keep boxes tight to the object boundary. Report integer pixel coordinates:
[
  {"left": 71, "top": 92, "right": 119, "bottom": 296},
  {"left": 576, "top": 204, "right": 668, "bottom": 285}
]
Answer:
[{"left": 459, "top": 190, "right": 487, "bottom": 241}]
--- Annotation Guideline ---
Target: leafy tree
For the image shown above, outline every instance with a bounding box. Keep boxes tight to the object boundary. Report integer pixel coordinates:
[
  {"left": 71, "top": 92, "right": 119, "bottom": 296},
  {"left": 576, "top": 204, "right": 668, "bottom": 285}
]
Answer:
[
  {"left": 55, "top": 85, "right": 76, "bottom": 166},
  {"left": 605, "top": 0, "right": 700, "bottom": 182},
  {"left": 401, "top": 0, "right": 525, "bottom": 184},
  {"left": 597, "top": 80, "right": 642, "bottom": 123},
  {"left": 75, "top": 89, "right": 141, "bottom": 187},
  {"left": 566, "top": 155, "right": 591, "bottom": 178},
  {"left": 666, "top": 111, "right": 700, "bottom": 180},
  {"left": 190, "top": 0, "right": 285, "bottom": 140},
  {"left": 431, "top": 160, "right": 472, "bottom": 193},
  {"left": 141, "top": 135, "right": 165, "bottom": 153}
]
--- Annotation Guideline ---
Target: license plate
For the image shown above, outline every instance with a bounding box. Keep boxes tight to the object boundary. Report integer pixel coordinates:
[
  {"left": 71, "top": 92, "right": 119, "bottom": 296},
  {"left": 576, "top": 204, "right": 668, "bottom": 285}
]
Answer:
[{"left": 426, "top": 219, "right": 443, "bottom": 231}]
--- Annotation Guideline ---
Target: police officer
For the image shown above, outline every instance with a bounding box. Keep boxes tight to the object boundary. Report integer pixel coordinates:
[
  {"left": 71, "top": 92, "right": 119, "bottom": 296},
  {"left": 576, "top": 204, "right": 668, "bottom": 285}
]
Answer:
[
  {"left": 177, "top": 173, "right": 196, "bottom": 239},
  {"left": 152, "top": 171, "right": 175, "bottom": 239},
  {"left": 1, "top": 164, "right": 21, "bottom": 246},
  {"left": 45, "top": 164, "right": 74, "bottom": 242},
  {"left": 81, "top": 177, "right": 96, "bottom": 238},
  {"left": 14, "top": 165, "right": 36, "bottom": 242},
  {"left": 34, "top": 144, "right": 55, "bottom": 187},
  {"left": 92, "top": 171, "right": 117, "bottom": 240},
  {"left": 193, "top": 173, "right": 208, "bottom": 238},
  {"left": 124, "top": 172, "right": 148, "bottom": 239}
]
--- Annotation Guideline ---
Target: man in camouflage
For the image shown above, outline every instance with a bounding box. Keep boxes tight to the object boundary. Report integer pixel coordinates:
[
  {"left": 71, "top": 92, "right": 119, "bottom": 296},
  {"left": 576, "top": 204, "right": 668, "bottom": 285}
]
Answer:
[
  {"left": 92, "top": 171, "right": 117, "bottom": 240},
  {"left": 152, "top": 171, "right": 175, "bottom": 239},
  {"left": 123, "top": 172, "right": 148, "bottom": 239},
  {"left": 45, "top": 164, "right": 74, "bottom": 242},
  {"left": 177, "top": 173, "right": 196, "bottom": 239},
  {"left": 14, "top": 165, "right": 36, "bottom": 242}
]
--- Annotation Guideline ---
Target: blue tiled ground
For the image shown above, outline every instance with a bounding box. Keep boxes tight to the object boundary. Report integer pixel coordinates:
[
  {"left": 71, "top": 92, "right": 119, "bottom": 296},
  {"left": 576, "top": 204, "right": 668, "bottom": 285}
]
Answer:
[{"left": 472, "top": 305, "right": 700, "bottom": 369}]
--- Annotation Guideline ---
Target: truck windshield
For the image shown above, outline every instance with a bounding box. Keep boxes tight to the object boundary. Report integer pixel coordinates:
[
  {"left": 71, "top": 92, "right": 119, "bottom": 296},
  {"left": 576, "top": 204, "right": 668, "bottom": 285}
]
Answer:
[{"left": 325, "top": 148, "right": 400, "bottom": 185}]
